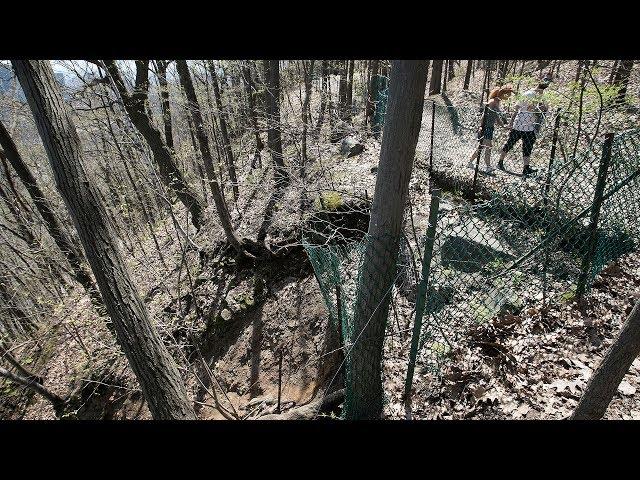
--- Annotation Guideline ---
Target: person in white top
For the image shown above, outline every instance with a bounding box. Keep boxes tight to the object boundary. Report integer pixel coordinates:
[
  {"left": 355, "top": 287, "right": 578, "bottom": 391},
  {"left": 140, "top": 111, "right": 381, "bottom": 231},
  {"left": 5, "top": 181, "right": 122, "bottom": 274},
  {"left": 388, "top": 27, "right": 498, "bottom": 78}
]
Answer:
[{"left": 497, "top": 76, "right": 551, "bottom": 175}]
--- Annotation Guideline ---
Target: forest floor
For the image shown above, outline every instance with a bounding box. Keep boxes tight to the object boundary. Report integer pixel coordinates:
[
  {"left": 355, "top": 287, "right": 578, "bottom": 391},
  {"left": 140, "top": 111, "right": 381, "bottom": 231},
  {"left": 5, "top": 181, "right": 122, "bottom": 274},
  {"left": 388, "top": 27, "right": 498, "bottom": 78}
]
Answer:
[{"left": 3, "top": 130, "right": 640, "bottom": 420}]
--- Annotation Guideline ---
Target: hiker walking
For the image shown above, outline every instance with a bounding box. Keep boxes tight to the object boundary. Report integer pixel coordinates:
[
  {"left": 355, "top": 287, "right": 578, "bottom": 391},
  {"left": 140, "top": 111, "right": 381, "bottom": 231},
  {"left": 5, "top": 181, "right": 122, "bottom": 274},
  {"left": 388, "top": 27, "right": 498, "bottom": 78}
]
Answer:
[
  {"left": 467, "top": 85, "right": 513, "bottom": 173},
  {"left": 497, "top": 76, "right": 552, "bottom": 175}
]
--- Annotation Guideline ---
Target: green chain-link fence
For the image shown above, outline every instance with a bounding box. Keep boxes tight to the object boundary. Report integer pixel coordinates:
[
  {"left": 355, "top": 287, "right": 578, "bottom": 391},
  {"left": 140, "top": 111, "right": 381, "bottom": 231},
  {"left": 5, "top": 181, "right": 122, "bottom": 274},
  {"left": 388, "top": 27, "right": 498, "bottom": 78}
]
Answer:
[{"left": 302, "top": 94, "right": 640, "bottom": 417}]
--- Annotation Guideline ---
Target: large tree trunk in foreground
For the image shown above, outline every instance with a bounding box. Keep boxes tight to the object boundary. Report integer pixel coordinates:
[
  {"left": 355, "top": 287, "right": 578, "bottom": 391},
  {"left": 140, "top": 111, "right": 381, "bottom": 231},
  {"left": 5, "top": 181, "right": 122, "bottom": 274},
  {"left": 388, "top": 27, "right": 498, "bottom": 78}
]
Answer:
[
  {"left": 103, "top": 60, "right": 205, "bottom": 230},
  {"left": 343, "top": 60, "right": 429, "bottom": 420},
  {"left": 0, "top": 120, "right": 103, "bottom": 307},
  {"left": 572, "top": 300, "right": 640, "bottom": 420},
  {"left": 175, "top": 60, "right": 245, "bottom": 255},
  {"left": 13, "top": 60, "right": 196, "bottom": 420}
]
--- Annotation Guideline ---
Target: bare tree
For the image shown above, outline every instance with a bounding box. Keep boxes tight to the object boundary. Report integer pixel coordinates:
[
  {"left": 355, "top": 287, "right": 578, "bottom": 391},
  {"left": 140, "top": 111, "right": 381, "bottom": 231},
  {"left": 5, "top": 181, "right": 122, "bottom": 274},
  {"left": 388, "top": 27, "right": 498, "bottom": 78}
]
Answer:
[
  {"left": 154, "top": 60, "right": 175, "bottom": 152},
  {"left": 0, "top": 120, "right": 103, "bottom": 307},
  {"left": 13, "top": 60, "right": 196, "bottom": 420},
  {"left": 206, "top": 61, "right": 239, "bottom": 201},
  {"left": 241, "top": 60, "right": 264, "bottom": 168},
  {"left": 262, "top": 60, "right": 288, "bottom": 187},
  {"left": 102, "top": 60, "right": 205, "bottom": 230},
  {"left": 343, "top": 60, "right": 429, "bottom": 420},
  {"left": 174, "top": 60, "right": 246, "bottom": 256}
]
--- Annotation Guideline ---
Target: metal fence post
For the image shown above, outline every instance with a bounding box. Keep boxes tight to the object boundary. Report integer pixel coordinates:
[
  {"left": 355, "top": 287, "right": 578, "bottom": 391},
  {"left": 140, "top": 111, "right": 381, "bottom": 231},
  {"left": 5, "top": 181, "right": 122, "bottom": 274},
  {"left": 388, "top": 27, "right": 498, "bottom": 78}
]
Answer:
[
  {"left": 576, "top": 132, "right": 614, "bottom": 298},
  {"left": 404, "top": 189, "right": 441, "bottom": 402},
  {"left": 543, "top": 109, "right": 562, "bottom": 207},
  {"left": 429, "top": 101, "right": 436, "bottom": 174},
  {"left": 471, "top": 105, "right": 487, "bottom": 202}
]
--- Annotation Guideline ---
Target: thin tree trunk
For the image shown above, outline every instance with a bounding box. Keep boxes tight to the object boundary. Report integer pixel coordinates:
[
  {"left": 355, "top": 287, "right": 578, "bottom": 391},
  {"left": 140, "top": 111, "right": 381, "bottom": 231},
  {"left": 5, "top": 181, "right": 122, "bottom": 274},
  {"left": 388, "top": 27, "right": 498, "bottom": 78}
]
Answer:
[
  {"left": 13, "top": 60, "right": 196, "bottom": 420},
  {"left": 301, "top": 59, "right": 315, "bottom": 168},
  {"left": 612, "top": 60, "right": 634, "bottom": 104},
  {"left": 315, "top": 60, "right": 329, "bottom": 140},
  {"left": 572, "top": 300, "right": 640, "bottom": 419},
  {"left": 0, "top": 120, "right": 103, "bottom": 306},
  {"left": 346, "top": 59, "right": 354, "bottom": 122},
  {"left": 608, "top": 60, "right": 619, "bottom": 85},
  {"left": 366, "top": 59, "right": 380, "bottom": 125},
  {"left": 463, "top": 60, "right": 472, "bottom": 90},
  {"left": 174, "top": 60, "right": 245, "bottom": 255},
  {"left": 207, "top": 60, "right": 239, "bottom": 202},
  {"left": 338, "top": 60, "right": 348, "bottom": 121},
  {"left": 429, "top": 60, "right": 443, "bottom": 95},
  {"left": 155, "top": 60, "right": 175, "bottom": 152},
  {"left": 343, "top": 60, "right": 429, "bottom": 420},
  {"left": 241, "top": 61, "right": 264, "bottom": 168},
  {"left": 262, "top": 60, "right": 288, "bottom": 187},
  {"left": 102, "top": 60, "right": 205, "bottom": 230}
]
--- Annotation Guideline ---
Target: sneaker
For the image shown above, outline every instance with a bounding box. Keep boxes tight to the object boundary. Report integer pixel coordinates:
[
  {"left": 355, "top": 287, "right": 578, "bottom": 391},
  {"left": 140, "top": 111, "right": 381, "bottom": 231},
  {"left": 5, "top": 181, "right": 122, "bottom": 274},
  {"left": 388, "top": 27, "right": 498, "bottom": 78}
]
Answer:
[
  {"left": 522, "top": 165, "right": 538, "bottom": 176},
  {"left": 497, "top": 159, "right": 505, "bottom": 171}
]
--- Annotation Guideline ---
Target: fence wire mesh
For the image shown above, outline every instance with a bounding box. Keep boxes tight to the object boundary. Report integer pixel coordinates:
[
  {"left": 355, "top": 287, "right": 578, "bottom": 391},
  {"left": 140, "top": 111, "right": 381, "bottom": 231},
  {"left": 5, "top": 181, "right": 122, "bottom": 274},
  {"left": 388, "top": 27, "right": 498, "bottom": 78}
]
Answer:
[{"left": 303, "top": 94, "right": 640, "bottom": 416}]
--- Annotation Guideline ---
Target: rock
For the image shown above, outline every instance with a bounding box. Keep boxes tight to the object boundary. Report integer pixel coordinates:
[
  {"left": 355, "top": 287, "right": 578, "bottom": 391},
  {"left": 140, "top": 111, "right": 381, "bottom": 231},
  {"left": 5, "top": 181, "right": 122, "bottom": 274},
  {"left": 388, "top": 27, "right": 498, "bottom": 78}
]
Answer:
[
  {"left": 340, "top": 136, "right": 365, "bottom": 158},
  {"left": 220, "top": 308, "right": 232, "bottom": 321}
]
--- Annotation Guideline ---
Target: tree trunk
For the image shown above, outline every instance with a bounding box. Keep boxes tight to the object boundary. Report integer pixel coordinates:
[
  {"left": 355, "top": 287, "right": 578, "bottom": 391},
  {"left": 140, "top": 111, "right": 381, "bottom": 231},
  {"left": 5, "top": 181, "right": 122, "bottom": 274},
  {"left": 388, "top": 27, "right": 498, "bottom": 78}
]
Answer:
[
  {"left": 13, "top": 60, "right": 196, "bottom": 420},
  {"left": 301, "top": 59, "right": 315, "bottom": 169},
  {"left": 207, "top": 61, "right": 239, "bottom": 202},
  {"left": 572, "top": 300, "right": 640, "bottom": 419},
  {"left": 338, "top": 60, "right": 348, "bottom": 121},
  {"left": 174, "top": 60, "right": 245, "bottom": 255},
  {"left": 0, "top": 120, "right": 103, "bottom": 307},
  {"left": 463, "top": 60, "right": 472, "bottom": 90},
  {"left": 612, "top": 60, "right": 634, "bottom": 104},
  {"left": 448, "top": 59, "right": 455, "bottom": 81},
  {"left": 608, "top": 60, "right": 619, "bottom": 85},
  {"left": 155, "top": 60, "right": 175, "bottom": 152},
  {"left": 343, "top": 60, "right": 429, "bottom": 420},
  {"left": 102, "top": 60, "right": 205, "bottom": 230},
  {"left": 429, "top": 60, "right": 443, "bottom": 95},
  {"left": 346, "top": 59, "right": 354, "bottom": 122},
  {"left": 241, "top": 61, "right": 264, "bottom": 168},
  {"left": 442, "top": 61, "right": 448, "bottom": 92},
  {"left": 366, "top": 59, "right": 380, "bottom": 125},
  {"left": 262, "top": 60, "right": 288, "bottom": 187},
  {"left": 314, "top": 60, "right": 329, "bottom": 140}
]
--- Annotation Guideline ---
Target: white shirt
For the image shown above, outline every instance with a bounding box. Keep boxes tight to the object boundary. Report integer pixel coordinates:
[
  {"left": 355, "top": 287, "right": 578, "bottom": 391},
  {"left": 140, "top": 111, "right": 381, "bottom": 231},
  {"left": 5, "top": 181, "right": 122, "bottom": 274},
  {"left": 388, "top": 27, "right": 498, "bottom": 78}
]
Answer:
[{"left": 512, "top": 89, "right": 544, "bottom": 132}]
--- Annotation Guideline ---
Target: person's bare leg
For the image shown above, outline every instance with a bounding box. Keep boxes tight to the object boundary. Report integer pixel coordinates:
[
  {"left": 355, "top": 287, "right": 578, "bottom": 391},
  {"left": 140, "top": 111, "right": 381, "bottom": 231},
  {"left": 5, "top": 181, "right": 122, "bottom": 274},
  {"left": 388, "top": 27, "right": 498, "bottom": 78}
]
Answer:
[
  {"left": 484, "top": 140, "right": 493, "bottom": 167},
  {"left": 467, "top": 146, "right": 480, "bottom": 168}
]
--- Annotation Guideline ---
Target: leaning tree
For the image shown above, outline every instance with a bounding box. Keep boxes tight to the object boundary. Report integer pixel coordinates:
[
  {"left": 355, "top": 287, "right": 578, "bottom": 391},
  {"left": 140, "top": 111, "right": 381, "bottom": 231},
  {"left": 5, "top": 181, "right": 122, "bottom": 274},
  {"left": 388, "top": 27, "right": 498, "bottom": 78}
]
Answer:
[{"left": 13, "top": 60, "right": 196, "bottom": 420}]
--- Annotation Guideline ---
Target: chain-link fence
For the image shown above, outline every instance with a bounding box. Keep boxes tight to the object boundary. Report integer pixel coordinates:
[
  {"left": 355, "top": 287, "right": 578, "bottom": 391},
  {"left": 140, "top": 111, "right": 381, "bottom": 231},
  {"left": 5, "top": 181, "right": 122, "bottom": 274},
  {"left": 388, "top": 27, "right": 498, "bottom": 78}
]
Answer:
[{"left": 303, "top": 93, "right": 640, "bottom": 417}]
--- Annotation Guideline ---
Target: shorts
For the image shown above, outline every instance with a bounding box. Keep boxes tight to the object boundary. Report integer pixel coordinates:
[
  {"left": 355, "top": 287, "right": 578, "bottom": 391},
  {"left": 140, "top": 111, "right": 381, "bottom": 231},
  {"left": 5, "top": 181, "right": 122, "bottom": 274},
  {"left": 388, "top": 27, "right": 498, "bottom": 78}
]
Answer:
[
  {"left": 478, "top": 124, "right": 495, "bottom": 141},
  {"left": 502, "top": 129, "right": 537, "bottom": 157}
]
